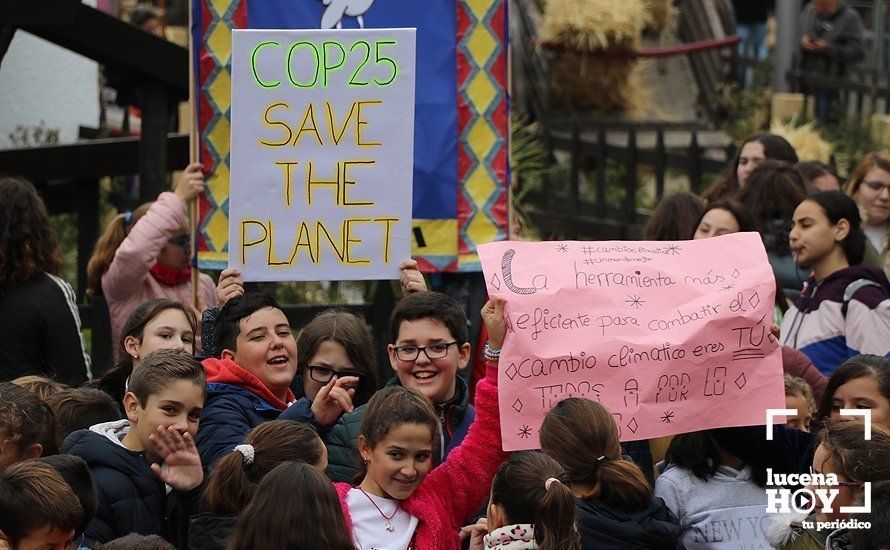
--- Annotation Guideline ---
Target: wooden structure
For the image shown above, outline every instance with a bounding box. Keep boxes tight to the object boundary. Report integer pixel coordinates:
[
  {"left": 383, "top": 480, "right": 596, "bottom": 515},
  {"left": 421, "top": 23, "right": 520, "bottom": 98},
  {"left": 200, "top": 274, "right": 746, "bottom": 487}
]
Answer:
[{"left": 0, "top": 0, "right": 399, "bottom": 381}]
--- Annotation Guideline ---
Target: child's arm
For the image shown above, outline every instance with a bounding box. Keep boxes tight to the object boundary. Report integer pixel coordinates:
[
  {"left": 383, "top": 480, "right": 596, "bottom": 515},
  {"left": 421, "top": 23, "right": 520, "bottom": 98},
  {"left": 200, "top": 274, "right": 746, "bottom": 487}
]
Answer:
[
  {"left": 102, "top": 164, "right": 203, "bottom": 300},
  {"left": 408, "top": 299, "right": 509, "bottom": 527},
  {"left": 653, "top": 474, "right": 684, "bottom": 519}
]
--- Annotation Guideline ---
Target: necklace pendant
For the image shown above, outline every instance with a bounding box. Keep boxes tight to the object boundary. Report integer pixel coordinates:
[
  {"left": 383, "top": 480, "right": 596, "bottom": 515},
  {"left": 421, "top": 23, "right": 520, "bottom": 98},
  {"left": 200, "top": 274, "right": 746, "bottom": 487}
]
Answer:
[{"left": 385, "top": 519, "right": 395, "bottom": 532}]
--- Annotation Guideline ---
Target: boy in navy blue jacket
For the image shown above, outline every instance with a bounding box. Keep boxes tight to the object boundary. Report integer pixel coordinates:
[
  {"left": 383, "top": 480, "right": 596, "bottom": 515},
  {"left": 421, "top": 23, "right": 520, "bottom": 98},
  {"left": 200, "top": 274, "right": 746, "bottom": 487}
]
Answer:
[
  {"left": 61, "top": 348, "right": 206, "bottom": 546},
  {"left": 195, "top": 293, "right": 354, "bottom": 466}
]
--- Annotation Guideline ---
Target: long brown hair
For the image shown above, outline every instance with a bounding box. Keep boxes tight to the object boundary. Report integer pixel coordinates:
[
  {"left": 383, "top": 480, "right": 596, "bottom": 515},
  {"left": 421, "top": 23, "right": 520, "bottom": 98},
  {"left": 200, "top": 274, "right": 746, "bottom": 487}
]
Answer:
[
  {"left": 701, "top": 134, "right": 798, "bottom": 203},
  {"left": 227, "top": 462, "right": 352, "bottom": 550},
  {"left": 297, "top": 310, "right": 378, "bottom": 405},
  {"left": 94, "top": 299, "right": 197, "bottom": 403},
  {"left": 203, "top": 420, "right": 324, "bottom": 514},
  {"left": 643, "top": 192, "right": 704, "bottom": 241},
  {"left": 737, "top": 160, "right": 807, "bottom": 256},
  {"left": 86, "top": 202, "right": 152, "bottom": 299},
  {"left": 490, "top": 452, "right": 581, "bottom": 550},
  {"left": 0, "top": 177, "right": 62, "bottom": 288},
  {"left": 539, "top": 398, "right": 652, "bottom": 511}
]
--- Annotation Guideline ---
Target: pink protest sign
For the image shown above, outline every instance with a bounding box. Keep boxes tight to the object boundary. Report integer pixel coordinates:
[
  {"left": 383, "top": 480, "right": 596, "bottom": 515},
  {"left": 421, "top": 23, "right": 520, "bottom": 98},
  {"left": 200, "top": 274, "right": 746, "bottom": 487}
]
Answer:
[{"left": 478, "top": 233, "right": 786, "bottom": 451}]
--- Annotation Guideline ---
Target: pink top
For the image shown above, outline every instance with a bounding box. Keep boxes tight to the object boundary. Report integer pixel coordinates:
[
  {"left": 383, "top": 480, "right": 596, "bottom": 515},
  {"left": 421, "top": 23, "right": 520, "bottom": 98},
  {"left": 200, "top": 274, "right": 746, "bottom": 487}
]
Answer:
[
  {"left": 335, "top": 361, "right": 508, "bottom": 550},
  {"left": 101, "top": 192, "right": 217, "bottom": 352}
]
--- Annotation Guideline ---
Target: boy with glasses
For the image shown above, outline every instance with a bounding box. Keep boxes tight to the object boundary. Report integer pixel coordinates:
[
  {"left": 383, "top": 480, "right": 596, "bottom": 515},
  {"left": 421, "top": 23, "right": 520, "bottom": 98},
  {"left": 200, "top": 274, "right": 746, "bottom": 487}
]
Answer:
[{"left": 325, "top": 291, "right": 476, "bottom": 481}]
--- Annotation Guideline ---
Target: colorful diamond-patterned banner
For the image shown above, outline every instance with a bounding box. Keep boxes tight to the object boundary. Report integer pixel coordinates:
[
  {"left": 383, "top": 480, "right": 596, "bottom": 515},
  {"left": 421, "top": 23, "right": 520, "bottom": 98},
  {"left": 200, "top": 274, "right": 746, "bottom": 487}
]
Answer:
[{"left": 191, "top": 0, "right": 509, "bottom": 272}]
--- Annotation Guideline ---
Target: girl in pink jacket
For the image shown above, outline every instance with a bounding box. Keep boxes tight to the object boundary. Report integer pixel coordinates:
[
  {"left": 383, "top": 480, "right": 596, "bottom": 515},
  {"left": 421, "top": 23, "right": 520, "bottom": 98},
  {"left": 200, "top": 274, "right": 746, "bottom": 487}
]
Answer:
[
  {"left": 86, "top": 163, "right": 217, "bottom": 351},
  {"left": 335, "top": 299, "right": 509, "bottom": 550}
]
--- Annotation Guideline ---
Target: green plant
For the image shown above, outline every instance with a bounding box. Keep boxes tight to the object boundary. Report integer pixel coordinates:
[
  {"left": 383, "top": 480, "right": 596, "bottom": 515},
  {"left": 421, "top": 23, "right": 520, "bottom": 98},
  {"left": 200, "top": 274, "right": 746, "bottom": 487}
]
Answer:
[
  {"left": 510, "top": 115, "right": 550, "bottom": 204},
  {"left": 822, "top": 117, "right": 890, "bottom": 177}
]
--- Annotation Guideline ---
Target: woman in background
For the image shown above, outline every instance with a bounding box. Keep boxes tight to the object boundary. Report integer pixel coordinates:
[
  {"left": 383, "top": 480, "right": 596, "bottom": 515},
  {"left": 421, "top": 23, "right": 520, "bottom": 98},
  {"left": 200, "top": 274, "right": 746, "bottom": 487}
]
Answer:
[{"left": 0, "top": 176, "right": 90, "bottom": 385}]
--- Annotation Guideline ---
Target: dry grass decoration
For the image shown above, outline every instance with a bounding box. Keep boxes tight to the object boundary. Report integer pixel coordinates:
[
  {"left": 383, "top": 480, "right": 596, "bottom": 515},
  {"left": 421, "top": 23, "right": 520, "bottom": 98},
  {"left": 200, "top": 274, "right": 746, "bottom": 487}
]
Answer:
[
  {"left": 769, "top": 119, "right": 832, "bottom": 164},
  {"left": 541, "top": 0, "right": 652, "bottom": 115},
  {"left": 643, "top": 0, "right": 674, "bottom": 34}
]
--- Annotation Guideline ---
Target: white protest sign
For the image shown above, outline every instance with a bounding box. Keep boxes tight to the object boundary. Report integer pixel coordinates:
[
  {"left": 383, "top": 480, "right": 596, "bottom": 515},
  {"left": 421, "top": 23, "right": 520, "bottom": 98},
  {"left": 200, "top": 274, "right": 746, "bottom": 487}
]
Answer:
[{"left": 229, "top": 29, "right": 416, "bottom": 281}]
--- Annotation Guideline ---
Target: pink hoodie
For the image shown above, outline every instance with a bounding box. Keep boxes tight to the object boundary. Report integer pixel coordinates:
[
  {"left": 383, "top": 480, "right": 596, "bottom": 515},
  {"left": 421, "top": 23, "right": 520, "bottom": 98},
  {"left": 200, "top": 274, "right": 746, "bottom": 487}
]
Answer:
[
  {"left": 335, "top": 361, "right": 508, "bottom": 550},
  {"left": 101, "top": 192, "right": 217, "bottom": 351}
]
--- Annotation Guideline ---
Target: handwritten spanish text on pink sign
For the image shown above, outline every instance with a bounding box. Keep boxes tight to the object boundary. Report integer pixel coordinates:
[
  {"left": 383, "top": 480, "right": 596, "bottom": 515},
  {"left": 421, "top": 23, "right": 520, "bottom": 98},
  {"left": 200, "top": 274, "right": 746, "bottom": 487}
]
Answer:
[{"left": 479, "top": 234, "right": 786, "bottom": 451}]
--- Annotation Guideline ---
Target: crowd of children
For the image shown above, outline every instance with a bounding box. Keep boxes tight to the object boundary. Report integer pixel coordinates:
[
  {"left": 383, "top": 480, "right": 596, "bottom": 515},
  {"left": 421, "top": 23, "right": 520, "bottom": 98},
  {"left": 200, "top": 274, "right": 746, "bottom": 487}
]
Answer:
[{"left": 1, "top": 137, "right": 890, "bottom": 550}]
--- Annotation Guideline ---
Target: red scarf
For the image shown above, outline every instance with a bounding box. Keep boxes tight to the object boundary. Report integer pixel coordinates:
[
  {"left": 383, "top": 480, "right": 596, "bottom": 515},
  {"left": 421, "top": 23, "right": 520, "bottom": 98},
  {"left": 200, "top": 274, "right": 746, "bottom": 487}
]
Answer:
[{"left": 150, "top": 263, "right": 191, "bottom": 287}]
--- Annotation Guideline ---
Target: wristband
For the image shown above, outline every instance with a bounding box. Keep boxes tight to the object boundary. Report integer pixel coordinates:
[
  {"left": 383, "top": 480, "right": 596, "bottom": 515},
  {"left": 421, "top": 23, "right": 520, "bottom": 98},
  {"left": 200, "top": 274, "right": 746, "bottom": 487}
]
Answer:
[{"left": 483, "top": 343, "right": 501, "bottom": 362}]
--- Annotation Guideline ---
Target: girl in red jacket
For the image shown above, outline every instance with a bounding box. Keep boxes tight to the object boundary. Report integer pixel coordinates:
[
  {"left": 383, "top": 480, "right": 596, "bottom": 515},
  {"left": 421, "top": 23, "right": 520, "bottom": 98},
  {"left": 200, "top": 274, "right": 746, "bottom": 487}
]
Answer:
[{"left": 334, "top": 299, "right": 509, "bottom": 550}]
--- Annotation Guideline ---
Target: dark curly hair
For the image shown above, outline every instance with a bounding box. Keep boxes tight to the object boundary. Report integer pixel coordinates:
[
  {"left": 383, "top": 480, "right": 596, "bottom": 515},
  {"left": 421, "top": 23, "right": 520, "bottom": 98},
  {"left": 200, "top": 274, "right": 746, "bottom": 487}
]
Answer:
[
  {"left": 737, "top": 160, "right": 807, "bottom": 256},
  {"left": 0, "top": 177, "right": 62, "bottom": 288}
]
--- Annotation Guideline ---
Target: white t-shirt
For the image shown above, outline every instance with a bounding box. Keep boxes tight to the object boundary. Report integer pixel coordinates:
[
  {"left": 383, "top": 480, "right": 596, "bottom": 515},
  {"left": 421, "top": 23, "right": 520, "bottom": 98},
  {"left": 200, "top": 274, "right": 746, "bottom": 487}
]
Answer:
[{"left": 347, "top": 488, "right": 419, "bottom": 550}]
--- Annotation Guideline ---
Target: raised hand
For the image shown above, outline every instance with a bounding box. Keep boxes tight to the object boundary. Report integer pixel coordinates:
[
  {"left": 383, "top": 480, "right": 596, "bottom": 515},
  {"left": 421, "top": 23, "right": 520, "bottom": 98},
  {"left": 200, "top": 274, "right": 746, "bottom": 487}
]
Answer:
[
  {"left": 459, "top": 518, "right": 488, "bottom": 550},
  {"left": 399, "top": 259, "right": 428, "bottom": 294},
  {"left": 174, "top": 162, "right": 205, "bottom": 202},
  {"left": 481, "top": 298, "right": 506, "bottom": 350},
  {"left": 216, "top": 268, "right": 245, "bottom": 307},
  {"left": 149, "top": 425, "right": 203, "bottom": 491},
  {"left": 311, "top": 376, "right": 358, "bottom": 426}
]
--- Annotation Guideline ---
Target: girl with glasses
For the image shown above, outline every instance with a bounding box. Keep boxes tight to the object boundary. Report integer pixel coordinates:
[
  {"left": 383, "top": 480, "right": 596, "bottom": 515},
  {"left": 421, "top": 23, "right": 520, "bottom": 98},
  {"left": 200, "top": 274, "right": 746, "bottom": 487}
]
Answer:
[
  {"left": 86, "top": 163, "right": 218, "bottom": 353},
  {"left": 289, "top": 310, "right": 379, "bottom": 430}
]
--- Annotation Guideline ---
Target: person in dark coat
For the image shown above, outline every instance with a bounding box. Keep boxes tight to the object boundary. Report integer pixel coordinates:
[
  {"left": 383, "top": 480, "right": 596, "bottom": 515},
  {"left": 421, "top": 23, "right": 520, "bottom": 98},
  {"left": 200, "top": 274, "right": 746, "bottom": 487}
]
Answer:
[
  {"left": 799, "top": 0, "right": 865, "bottom": 123},
  {"left": 61, "top": 349, "right": 206, "bottom": 547},
  {"left": 0, "top": 176, "right": 90, "bottom": 386},
  {"left": 539, "top": 398, "right": 683, "bottom": 550},
  {"left": 194, "top": 294, "right": 349, "bottom": 466},
  {"left": 189, "top": 420, "right": 326, "bottom": 549}
]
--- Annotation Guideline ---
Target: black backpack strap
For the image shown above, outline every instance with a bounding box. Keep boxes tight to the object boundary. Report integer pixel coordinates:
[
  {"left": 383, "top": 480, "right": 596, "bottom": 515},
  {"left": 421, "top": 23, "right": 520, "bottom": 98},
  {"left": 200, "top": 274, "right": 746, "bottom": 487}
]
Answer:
[{"left": 842, "top": 279, "right": 883, "bottom": 318}]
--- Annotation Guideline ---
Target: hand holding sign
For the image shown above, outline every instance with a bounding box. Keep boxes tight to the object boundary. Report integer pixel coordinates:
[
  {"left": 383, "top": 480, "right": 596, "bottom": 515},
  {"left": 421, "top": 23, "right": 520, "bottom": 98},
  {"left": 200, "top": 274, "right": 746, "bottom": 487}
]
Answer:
[{"left": 479, "top": 234, "right": 786, "bottom": 451}]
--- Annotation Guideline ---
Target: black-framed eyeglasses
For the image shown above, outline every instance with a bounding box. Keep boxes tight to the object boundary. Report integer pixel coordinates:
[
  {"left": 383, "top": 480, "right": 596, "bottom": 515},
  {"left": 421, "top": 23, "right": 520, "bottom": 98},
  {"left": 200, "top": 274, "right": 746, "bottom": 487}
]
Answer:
[
  {"left": 168, "top": 235, "right": 191, "bottom": 249},
  {"left": 307, "top": 365, "right": 363, "bottom": 388},
  {"left": 393, "top": 342, "right": 458, "bottom": 362},
  {"left": 863, "top": 180, "right": 890, "bottom": 193}
]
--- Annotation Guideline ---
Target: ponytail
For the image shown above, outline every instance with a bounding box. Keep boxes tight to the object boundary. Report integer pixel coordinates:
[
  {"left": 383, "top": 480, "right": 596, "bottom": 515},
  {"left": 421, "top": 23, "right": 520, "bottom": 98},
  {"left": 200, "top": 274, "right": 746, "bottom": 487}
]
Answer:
[
  {"left": 536, "top": 476, "right": 580, "bottom": 550},
  {"left": 540, "top": 398, "right": 652, "bottom": 513},
  {"left": 204, "top": 448, "right": 254, "bottom": 514},
  {"left": 202, "top": 420, "right": 323, "bottom": 515},
  {"left": 490, "top": 452, "right": 581, "bottom": 550},
  {"left": 590, "top": 459, "right": 652, "bottom": 512},
  {"left": 86, "top": 203, "right": 152, "bottom": 299}
]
